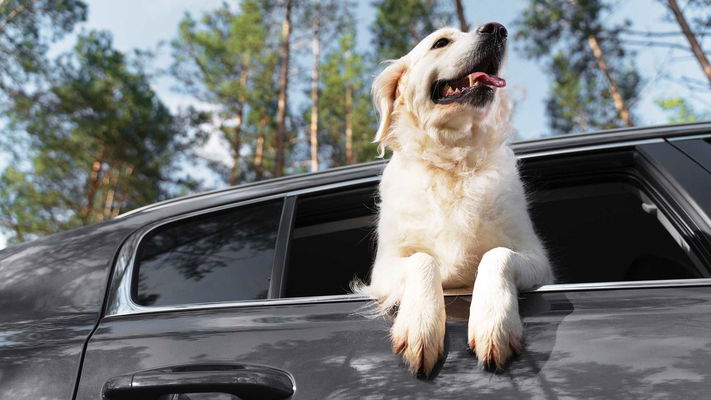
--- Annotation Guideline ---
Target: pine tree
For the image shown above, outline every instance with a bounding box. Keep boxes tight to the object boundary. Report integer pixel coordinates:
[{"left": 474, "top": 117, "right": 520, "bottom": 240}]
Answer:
[
  {"left": 0, "top": 0, "right": 87, "bottom": 102},
  {"left": 370, "top": 0, "right": 453, "bottom": 61},
  {"left": 244, "top": 49, "right": 280, "bottom": 181},
  {"left": 171, "top": 0, "right": 277, "bottom": 186},
  {"left": 515, "top": 0, "right": 641, "bottom": 134},
  {"left": 319, "top": 24, "right": 378, "bottom": 166},
  {"left": 274, "top": 0, "right": 292, "bottom": 177},
  {"left": 1, "top": 31, "right": 193, "bottom": 243}
]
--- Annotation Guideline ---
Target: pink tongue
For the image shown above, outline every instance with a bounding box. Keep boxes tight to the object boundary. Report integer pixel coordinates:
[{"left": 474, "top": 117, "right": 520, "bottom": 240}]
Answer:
[{"left": 470, "top": 72, "right": 506, "bottom": 88}]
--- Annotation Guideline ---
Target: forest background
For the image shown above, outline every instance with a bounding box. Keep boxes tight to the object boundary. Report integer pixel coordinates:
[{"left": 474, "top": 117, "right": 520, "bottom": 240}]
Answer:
[{"left": 0, "top": 0, "right": 709, "bottom": 248}]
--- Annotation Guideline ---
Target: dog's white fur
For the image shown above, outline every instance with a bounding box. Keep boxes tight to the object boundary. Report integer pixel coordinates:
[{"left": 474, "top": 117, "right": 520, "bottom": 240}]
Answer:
[{"left": 355, "top": 27, "right": 553, "bottom": 375}]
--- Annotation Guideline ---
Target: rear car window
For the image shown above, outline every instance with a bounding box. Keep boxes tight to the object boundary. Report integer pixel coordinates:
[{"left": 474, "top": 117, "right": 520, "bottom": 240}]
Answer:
[{"left": 132, "top": 200, "right": 282, "bottom": 307}]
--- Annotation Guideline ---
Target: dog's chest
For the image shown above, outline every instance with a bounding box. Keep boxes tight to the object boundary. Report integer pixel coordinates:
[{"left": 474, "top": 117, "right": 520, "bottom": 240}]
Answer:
[
  {"left": 425, "top": 170, "right": 503, "bottom": 248},
  {"left": 380, "top": 161, "right": 506, "bottom": 276}
]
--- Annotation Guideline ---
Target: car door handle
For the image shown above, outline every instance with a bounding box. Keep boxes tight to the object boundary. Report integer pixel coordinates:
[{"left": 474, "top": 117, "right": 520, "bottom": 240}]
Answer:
[{"left": 102, "top": 364, "right": 294, "bottom": 400}]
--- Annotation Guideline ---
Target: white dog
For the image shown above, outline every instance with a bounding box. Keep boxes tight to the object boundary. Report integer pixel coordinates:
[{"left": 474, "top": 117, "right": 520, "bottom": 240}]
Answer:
[{"left": 354, "top": 23, "right": 553, "bottom": 375}]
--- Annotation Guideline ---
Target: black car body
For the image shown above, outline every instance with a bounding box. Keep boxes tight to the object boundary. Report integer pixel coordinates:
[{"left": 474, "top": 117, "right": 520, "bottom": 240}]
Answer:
[{"left": 2, "top": 122, "right": 711, "bottom": 399}]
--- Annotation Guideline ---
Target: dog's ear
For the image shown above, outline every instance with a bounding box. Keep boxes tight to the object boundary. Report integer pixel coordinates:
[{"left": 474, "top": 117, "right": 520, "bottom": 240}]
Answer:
[{"left": 372, "top": 60, "right": 407, "bottom": 157}]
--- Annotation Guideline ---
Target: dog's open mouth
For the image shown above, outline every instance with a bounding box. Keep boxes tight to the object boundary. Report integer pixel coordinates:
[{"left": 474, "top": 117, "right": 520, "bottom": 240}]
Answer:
[{"left": 431, "top": 60, "right": 505, "bottom": 106}]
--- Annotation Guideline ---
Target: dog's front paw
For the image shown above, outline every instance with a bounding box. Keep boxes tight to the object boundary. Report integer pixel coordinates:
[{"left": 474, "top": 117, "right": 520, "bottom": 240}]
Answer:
[
  {"left": 467, "top": 285, "right": 522, "bottom": 371},
  {"left": 391, "top": 290, "right": 446, "bottom": 376}
]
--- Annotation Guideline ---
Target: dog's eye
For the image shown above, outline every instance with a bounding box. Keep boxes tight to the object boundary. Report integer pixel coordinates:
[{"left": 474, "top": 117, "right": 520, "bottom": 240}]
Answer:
[{"left": 431, "top": 38, "right": 450, "bottom": 49}]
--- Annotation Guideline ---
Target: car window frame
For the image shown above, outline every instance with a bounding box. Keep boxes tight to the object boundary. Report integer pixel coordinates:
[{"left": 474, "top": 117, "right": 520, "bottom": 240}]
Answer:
[{"left": 103, "top": 138, "right": 711, "bottom": 318}]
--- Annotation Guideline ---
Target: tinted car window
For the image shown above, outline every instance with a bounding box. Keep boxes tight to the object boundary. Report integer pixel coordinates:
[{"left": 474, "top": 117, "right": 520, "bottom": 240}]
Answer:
[{"left": 133, "top": 200, "right": 282, "bottom": 307}]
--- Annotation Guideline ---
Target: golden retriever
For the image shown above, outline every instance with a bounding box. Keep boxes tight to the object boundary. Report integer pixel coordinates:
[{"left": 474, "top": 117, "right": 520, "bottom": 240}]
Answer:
[{"left": 355, "top": 23, "right": 553, "bottom": 375}]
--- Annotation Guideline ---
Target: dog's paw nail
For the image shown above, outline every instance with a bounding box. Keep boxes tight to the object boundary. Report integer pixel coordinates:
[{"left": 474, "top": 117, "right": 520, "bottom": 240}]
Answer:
[
  {"left": 392, "top": 331, "right": 443, "bottom": 376},
  {"left": 483, "top": 358, "right": 498, "bottom": 372},
  {"left": 403, "top": 342, "right": 440, "bottom": 376},
  {"left": 473, "top": 336, "right": 518, "bottom": 372},
  {"left": 393, "top": 339, "right": 407, "bottom": 355}
]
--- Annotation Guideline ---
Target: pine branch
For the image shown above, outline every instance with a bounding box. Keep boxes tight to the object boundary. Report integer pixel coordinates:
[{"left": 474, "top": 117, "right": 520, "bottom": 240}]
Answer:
[
  {"left": 624, "top": 39, "right": 709, "bottom": 53},
  {"left": 620, "top": 30, "right": 683, "bottom": 37},
  {"left": 0, "top": 0, "right": 38, "bottom": 35}
]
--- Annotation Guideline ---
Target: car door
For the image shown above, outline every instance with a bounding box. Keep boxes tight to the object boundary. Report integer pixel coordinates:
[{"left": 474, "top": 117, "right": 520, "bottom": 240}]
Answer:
[{"left": 74, "top": 139, "right": 711, "bottom": 400}]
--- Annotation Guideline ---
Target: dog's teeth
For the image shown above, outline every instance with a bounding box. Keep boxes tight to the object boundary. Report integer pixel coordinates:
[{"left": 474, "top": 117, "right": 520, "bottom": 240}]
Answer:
[
  {"left": 455, "top": 88, "right": 461, "bottom": 93},
  {"left": 442, "top": 84, "right": 454, "bottom": 96},
  {"left": 469, "top": 75, "right": 475, "bottom": 87}
]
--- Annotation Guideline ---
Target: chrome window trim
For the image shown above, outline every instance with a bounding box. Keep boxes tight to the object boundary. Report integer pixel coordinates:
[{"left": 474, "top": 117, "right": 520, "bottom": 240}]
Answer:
[
  {"left": 283, "top": 176, "right": 380, "bottom": 197},
  {"left": 667, "top": 133, "right": 711, "bottom": 141},
  {"left": 516, "top": 138, "right": 663, "bottom": 159},
  {"left": 530, "top": 278, "right": 711, "bottom": 292},
  {"left": 106, "top": 278, "right": 711, "bottom": 318}
]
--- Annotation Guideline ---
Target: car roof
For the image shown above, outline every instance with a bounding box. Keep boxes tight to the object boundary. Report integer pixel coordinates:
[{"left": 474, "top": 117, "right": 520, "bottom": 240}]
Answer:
[{"left": 118, "top": 121, "right": 711, "bottom": 219}]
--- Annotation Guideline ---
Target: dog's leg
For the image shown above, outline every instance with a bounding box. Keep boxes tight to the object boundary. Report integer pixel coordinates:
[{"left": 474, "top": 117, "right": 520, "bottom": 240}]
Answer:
[
  {"left": 467, "top": 247, "right": 550, "bottom": 371},
  {"left": 361, "top": 252, "right": 446, "bottom": 376}
]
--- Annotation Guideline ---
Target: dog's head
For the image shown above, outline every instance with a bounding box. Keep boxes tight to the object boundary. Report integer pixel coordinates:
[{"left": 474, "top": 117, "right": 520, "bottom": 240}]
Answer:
[{"left": 372, "top": 23, "right": 511, "bottom": 158}]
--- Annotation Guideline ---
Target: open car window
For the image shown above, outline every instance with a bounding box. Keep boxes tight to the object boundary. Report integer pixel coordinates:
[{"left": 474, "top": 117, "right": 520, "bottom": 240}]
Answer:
[{"left": 284, "top": 148, "right": 705, "bottom": 298}]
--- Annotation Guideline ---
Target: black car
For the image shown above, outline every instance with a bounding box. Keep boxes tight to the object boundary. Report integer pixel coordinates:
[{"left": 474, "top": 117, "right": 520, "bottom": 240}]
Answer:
[{"left": 1, "top": 122, "right": 710, "bottom": 399}]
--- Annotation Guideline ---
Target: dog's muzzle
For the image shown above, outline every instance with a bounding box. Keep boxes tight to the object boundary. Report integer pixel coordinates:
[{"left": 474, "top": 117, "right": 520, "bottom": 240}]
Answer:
[{"left": 431, "top": 22, "right": 507, "bottom": 107}]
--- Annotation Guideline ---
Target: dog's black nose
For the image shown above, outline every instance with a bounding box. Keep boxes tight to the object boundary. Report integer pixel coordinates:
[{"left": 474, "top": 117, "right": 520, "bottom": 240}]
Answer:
[{"left": 478, "top": 22, "right": 507, "bottom": 38}]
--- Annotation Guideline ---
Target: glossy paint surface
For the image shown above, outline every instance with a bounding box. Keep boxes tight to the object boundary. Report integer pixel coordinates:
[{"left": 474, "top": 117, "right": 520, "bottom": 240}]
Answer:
[
  {"left": 76, "top": 287, "right": 711, "bottom": 399},
  {"left": 0, "top": 220, "right": 130, "bottom": 398},
  {"left": 0, "top": 214, "right": 163, "bottom": 398}
]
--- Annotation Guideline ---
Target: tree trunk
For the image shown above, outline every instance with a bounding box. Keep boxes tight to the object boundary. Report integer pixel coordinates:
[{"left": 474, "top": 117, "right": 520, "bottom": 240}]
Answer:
[
  {"left": 254, "top": 134, "right": 264, "bottom": 180},
  {"left": 111, "top": 166, "right": 132, "bottom": 218},
  {"left": 309, "top": 14, "right": 321, "bottom": 172},
  {"left": 344, "top": 84, "right": 354, "bottom": 165},
  {"left": 229, "top": 62, "right": 249, "bottom": 186},
  {"left": 586, "top": 35, "right": 633, "bottom": 127},
  {"left": 275, "top": 0, "right": 292, "bottom": 177},
  {"left": 81, "top": 155, "right": 104, "bottom": 223},
  {"left": 101, "top": 167, "right": 121, "bottom": 221},
  {"left": 228, "top": 126, "right": 242, "bottom": 186},
  {"left": 453, "top": 0, "right": 469, "bottom": 32},
  {"left": 666, "top": 0, "right": 711, "bottom": 86}
]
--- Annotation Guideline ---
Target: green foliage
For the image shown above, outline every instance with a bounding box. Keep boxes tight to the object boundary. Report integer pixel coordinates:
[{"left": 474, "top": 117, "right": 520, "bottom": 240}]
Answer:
[
  {"left": 171, "top": 1, "right": 266, "bottom": 105},
  {"left": 0, "top": 167, "right": 73, "bottom": 244},
  {"left": 545, "top": 52, "right": 635, "bottom": 133},
  {"left": 171, "top": 0, "right": 281, "bottom": 184},
  {"left": 0, "top": 31, "right": 194, "bottom": 243},
  {"left": 657, "top": 97, "right": 711, "bottom": 123},
  {"left": 0, "top": 0, "right": 87, "bottom": 101},
  {"left": 515, "top": 0, "right": 641, "bottom": 134},
  {"left": 370, "top": 0, "right": 452, "bottom": 61},
  {"left": 319, "top": 27, "right": 378, "bottom": 165},
  {"left": 294, "top": 1, "right": 378, "bottom": 167}
]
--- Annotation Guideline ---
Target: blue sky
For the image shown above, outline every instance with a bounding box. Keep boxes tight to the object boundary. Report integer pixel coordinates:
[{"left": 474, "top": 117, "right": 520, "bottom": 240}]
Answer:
[{"left": 1, "top": 0, "right": 709, "bottom": 249}]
